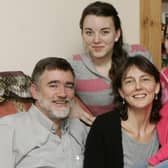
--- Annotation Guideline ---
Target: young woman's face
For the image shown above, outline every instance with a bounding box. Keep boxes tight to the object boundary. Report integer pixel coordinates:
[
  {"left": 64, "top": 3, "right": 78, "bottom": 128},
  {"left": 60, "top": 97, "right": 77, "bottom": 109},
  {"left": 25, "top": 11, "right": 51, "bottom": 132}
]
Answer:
[
  {"left": 119, "top": 65, "right": 160, "bottom": 110},
  {"left": 81, "top": 15, "right": 120, "bottom": 60}
]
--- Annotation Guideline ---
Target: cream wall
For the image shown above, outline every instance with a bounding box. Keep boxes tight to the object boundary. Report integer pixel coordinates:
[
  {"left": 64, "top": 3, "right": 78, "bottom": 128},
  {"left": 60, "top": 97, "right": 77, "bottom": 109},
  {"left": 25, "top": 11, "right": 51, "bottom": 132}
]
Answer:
[{"left": 0, "top": 0, "right": 139, "bottom": 75}]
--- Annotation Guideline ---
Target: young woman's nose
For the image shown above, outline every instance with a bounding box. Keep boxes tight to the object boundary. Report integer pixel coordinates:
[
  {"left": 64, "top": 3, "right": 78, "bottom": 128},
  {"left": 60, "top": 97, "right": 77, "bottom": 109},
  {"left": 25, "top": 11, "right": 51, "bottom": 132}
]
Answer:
[{"left": 93, "top": 33, "right": 101, "bottom": 43}]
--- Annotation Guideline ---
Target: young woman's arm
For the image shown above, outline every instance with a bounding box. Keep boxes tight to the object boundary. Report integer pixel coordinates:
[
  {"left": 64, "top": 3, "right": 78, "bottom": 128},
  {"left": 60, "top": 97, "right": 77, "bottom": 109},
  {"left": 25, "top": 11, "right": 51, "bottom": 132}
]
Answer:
[{"left": 70, "top": 96, "right": 95, "bottom": 125}]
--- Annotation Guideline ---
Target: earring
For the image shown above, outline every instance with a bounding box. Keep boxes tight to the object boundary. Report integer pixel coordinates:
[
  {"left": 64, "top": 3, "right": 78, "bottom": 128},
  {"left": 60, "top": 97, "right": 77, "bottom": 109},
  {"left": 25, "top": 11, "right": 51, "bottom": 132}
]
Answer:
[
  {"left": 115, "top": 38, "right": 118, "bottom": 42},
  {"left": 155, "top": 94, "right": 158, "bottom": 100},
  {"left": 122, "top": 99, "right": 125, "bottom": 105}
]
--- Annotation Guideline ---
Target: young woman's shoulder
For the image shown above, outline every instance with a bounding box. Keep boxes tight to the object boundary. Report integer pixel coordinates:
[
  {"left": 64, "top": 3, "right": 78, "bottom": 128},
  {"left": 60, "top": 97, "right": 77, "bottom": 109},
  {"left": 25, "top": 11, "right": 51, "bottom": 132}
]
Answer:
[{"left": 123, "top": 43, "right": 153, "bottom": 62}]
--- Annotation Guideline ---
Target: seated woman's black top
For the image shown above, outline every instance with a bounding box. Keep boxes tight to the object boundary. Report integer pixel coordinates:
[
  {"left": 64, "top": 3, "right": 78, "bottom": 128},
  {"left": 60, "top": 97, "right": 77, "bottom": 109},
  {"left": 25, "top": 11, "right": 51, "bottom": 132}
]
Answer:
[{"left": 84, "top": 109, "right": 123, "bottom": 168}]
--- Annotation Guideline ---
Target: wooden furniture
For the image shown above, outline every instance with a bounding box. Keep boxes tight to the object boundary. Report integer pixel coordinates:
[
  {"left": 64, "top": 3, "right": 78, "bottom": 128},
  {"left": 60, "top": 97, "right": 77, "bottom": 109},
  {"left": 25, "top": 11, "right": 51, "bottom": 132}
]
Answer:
[{"left": 140, "top": 0, "right": 162, "bottom": 69}]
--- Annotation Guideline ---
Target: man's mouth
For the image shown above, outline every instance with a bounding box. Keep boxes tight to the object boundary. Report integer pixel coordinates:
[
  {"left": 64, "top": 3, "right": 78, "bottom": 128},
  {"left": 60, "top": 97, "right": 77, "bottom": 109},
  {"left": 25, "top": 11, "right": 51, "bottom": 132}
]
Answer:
[{"left": 52, "top": 99, "right": 70, "bottom": 104}]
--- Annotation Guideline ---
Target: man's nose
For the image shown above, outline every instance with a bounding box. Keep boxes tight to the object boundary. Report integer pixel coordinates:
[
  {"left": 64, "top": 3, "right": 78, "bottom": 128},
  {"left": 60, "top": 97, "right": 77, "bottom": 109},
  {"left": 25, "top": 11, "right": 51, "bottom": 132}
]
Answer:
[{"left": 57, "top": 85, "right": 67, "bottom": 97}]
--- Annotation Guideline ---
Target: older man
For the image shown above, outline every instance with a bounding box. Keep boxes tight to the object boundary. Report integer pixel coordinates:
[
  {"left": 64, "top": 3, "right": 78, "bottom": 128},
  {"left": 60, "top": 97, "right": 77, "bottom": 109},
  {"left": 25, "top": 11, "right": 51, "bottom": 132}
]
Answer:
[{"left": 0, "top": 57, "right": 88, "bottom": 168}]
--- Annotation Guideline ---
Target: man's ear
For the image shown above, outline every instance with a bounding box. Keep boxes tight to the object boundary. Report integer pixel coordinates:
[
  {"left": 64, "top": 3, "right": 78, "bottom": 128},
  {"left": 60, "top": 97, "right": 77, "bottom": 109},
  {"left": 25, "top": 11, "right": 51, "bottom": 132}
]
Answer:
[{"left": 30, "top": 83, "right": 38, "bottom": 100}]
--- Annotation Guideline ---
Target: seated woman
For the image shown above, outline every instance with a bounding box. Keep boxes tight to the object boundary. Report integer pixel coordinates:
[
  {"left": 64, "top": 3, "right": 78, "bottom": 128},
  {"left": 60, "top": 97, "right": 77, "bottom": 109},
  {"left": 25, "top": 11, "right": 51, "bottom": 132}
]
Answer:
[{"left": 84, "top": 55, "right": 161, "bottom": 168}]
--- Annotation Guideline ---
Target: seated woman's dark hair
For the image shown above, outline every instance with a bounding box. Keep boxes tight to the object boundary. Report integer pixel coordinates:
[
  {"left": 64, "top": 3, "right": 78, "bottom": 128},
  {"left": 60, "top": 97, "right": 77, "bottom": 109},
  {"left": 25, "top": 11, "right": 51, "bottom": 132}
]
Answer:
[{"left": 112, "top": 55, "right": 161, "bottom": 123}]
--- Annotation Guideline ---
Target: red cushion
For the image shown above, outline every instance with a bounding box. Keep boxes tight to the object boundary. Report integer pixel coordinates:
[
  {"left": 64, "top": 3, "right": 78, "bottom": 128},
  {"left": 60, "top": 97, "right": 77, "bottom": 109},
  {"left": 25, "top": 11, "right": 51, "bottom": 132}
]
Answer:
[{"left": 0, "top": 100, "right": 32, "bottom": 117}]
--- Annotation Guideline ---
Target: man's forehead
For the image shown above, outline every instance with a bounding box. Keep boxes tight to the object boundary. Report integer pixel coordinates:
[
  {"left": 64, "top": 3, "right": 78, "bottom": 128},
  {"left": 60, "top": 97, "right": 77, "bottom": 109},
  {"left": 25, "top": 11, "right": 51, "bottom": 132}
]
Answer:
[{"left": 40, "top": 69, "right": 74, "bottom": 82}]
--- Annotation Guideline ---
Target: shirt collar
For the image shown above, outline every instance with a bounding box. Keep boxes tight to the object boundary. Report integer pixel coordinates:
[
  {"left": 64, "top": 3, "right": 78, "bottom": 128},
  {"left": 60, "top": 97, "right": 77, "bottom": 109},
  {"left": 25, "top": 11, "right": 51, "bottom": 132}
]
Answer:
[{"left": 29, "top": 105, "right": 70, "bottom": 135}]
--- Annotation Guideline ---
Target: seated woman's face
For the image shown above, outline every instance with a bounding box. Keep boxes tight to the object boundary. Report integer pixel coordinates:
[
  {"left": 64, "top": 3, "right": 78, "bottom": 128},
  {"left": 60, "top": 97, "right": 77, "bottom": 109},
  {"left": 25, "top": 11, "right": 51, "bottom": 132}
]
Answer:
[{"left": 118, "top": 65, "right": 160, "bottom": 109}]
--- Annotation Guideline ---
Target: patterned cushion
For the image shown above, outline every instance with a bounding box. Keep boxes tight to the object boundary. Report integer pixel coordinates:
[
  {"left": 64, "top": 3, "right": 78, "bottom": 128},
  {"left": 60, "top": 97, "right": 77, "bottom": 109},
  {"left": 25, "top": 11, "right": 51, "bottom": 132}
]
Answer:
[
  {"left": 0, "top": 71, "right": 31, "bottom": 102},
  {"left": 0, "top": 71, "right": 33, "bottom": 116}
]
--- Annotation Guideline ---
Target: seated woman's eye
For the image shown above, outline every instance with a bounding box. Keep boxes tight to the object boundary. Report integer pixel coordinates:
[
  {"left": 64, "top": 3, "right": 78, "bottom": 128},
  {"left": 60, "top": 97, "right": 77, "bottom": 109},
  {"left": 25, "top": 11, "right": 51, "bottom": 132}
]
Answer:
[
  {"left": 142, "top": 77, "right": 153, "bottom": 82},
  {"left": 124, "top": 79, "right": 134, "bottom": 85},
  {"left": 143, "top": 78, "right": 149, "bottom": 81}
]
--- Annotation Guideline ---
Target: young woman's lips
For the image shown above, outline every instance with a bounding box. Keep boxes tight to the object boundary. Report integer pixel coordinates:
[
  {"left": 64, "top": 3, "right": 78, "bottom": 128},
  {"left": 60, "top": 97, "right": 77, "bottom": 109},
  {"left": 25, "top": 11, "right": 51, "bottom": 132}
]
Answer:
[{"left": 92, "top": 46, "right": 104, "bottom": 52}]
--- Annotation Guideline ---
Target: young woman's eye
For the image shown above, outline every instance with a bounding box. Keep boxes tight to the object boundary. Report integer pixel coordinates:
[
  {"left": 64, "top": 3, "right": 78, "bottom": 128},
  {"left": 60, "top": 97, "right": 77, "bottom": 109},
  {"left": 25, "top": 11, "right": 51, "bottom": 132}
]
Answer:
[
  {"left": 85, "top": 31, "right": 93, "bottom": 36},
  {"left": 102, "top": 31, "right": 110, "bottom": 35}
]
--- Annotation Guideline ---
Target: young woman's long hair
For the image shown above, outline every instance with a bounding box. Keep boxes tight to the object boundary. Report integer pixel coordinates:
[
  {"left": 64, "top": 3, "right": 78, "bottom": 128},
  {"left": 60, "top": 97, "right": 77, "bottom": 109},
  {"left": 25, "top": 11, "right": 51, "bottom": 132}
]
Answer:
[{"left": 79, "top": 1, "right": 128, "bottom": 79}]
